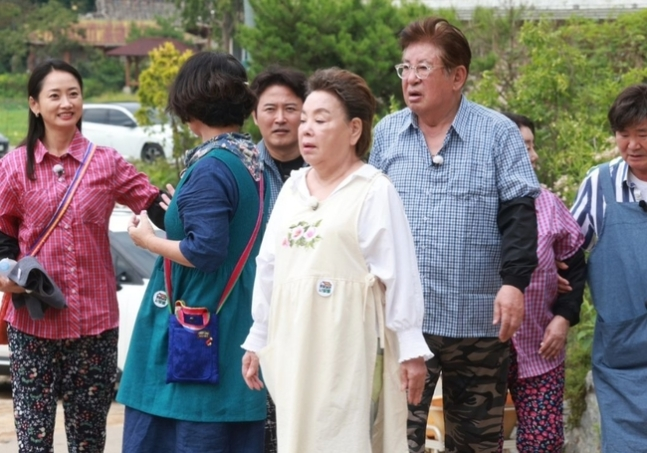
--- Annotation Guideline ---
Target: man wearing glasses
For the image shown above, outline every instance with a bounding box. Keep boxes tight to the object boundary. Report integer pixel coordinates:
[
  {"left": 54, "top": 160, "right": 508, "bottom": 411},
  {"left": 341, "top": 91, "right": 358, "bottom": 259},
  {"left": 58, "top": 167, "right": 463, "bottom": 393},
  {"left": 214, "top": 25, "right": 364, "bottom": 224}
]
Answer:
[{"left": 369, "top": 17, "right": 540, "bottom": 453}]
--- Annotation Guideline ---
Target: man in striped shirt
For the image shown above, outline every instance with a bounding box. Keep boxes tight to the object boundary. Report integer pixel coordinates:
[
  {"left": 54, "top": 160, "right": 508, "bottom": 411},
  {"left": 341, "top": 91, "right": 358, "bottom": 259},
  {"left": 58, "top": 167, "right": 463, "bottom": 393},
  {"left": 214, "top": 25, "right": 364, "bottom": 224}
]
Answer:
[{"left": 571, "top": 84, "right": 647, "bottom": 451}]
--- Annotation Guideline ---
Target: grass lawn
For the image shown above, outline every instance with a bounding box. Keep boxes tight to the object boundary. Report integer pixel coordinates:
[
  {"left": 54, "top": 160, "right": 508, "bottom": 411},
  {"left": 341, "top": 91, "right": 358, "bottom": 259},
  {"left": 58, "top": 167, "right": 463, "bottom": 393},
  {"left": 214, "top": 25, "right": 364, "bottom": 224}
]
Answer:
[{"left": 0, "top": 100, "right": 27, "bottom": 146}]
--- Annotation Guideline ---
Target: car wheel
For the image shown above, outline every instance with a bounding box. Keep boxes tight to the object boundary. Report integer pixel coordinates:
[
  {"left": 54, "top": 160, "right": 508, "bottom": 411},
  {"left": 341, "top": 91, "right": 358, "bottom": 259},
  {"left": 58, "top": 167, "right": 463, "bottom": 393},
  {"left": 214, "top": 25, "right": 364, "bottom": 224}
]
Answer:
[{"left": 141, "top": 143, "right": 165, "bottom": 163}]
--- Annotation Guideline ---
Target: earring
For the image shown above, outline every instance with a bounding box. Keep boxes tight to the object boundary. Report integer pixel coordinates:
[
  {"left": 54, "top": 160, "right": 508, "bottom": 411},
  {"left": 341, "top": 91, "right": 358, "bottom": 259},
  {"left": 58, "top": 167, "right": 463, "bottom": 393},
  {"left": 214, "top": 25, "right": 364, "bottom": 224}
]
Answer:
[{"left": 35, "top": 112, "right": 40, "bottom": 118}]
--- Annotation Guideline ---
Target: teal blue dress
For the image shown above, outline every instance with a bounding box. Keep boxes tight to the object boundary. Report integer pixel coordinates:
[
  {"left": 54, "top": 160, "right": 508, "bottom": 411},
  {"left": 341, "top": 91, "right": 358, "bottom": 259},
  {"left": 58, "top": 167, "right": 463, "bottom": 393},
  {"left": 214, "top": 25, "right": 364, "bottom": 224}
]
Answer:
[{"left": 117, "top": 139, "right": 267, "bottom": 423}]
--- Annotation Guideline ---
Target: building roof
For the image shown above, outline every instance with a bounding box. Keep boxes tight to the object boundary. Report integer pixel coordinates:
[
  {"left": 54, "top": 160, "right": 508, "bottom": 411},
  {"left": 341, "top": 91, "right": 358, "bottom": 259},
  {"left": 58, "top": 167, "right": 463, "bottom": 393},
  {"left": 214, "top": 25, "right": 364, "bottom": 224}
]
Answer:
[{"left": 106, "top": 37, "right": 194, "bottom": 57}]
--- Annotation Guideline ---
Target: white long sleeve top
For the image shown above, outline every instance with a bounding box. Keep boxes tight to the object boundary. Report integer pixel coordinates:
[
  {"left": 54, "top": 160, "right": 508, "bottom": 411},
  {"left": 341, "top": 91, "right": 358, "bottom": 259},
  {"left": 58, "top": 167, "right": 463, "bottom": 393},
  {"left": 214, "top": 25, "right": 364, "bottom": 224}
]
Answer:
[{"left": 242, "top": 165, "right": 432, "bottom": 362}]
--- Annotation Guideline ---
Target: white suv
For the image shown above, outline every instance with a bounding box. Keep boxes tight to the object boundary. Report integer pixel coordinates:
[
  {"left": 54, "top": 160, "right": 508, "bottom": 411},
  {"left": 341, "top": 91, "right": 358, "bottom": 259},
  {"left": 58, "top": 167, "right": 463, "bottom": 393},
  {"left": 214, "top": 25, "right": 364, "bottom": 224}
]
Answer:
[{"left": 82, "top": 102, "right": 174, "bottom": 162}]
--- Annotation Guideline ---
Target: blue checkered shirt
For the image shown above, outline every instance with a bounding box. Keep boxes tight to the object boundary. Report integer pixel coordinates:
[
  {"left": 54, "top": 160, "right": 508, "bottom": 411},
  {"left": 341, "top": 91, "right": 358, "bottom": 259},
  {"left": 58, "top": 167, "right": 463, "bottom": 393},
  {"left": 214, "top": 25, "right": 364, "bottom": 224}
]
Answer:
[{"left": 369, "top": 97, "right": 540, "bottom": 337}]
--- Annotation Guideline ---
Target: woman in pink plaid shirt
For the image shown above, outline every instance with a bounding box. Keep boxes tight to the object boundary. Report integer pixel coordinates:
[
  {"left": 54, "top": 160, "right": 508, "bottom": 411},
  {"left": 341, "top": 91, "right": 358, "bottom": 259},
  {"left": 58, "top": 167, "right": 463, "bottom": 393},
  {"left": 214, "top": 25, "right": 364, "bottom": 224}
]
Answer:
[
  {"left": 500, "top": 113, "right": 587, "bottom": 453},
  {"left": 0, "top": 59, "right": 165, "bottom": 453}
]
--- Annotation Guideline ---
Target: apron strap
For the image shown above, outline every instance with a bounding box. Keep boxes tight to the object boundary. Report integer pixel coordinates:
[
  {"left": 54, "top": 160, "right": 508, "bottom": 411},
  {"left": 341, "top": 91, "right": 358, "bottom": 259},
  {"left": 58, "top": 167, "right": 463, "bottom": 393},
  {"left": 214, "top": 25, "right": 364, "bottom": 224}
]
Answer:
[{"left": 597, "top": 162, "right": 615, "bottom": 206}]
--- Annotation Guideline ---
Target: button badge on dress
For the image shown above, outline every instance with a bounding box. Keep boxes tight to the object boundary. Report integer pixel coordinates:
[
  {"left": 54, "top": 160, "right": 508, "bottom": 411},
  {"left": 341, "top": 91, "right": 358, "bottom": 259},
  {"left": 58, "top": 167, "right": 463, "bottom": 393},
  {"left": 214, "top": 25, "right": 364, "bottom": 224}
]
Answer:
[
  {"left": 153, "top": 290, "right": 169, "bottom": 308},
  {"left": 316, "top": 279, "right": 334, "bottom": 297}
]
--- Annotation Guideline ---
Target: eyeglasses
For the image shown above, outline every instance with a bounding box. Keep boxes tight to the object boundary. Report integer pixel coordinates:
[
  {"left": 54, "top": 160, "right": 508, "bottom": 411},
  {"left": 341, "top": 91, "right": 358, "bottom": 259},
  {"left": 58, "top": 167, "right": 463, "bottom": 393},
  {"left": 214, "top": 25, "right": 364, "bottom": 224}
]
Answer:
[{"left": 394, "top": 63, "right": 443, "bottom": 80}]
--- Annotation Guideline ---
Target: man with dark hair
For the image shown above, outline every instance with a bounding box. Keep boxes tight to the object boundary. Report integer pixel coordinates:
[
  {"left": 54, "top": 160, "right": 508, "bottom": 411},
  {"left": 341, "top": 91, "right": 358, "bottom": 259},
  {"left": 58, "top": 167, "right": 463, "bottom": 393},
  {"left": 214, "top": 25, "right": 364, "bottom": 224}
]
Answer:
[
  {"left": 369, "top": 17, "right": 541, "bottom": 453},
  {"left": 250, "top": 66, "right": 308, "bottom": 213},
  {"left": 571, "top": 83, "right": 647, "bottom": 451},
  {"left": 249, "top": 65, "right": 307, "bottom": 453}
]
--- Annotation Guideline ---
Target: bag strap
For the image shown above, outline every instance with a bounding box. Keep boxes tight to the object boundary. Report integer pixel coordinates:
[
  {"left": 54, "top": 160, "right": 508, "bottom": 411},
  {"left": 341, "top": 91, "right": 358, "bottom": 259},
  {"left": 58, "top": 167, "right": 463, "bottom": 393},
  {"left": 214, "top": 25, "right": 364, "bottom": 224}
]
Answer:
[
  {"left": 29, "top": 142, "right": 97, "bottom": 256},
  {"left": 165, "top": 173, "right": 264, "bottom": 314}
]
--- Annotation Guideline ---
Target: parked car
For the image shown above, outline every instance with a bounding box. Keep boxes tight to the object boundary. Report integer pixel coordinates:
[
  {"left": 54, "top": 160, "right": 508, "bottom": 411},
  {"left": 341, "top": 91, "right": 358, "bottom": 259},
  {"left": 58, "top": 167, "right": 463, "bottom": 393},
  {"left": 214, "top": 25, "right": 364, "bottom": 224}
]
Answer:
[
  {"left": 0, "top": 208, "right": 159, "bottom": 377},
  {"left": 0, "top": 132, "right": 9, "bottom": 158},
  {"left": 82, "top": 102, "right": 174, "bottom": 162}
]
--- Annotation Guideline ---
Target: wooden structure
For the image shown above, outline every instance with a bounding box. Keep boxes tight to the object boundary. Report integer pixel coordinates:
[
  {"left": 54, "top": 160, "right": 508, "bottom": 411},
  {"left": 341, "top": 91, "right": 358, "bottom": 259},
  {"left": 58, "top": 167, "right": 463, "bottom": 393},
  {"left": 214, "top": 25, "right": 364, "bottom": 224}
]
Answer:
[{"left": 106, "top": 37, "right": 195, "bottom": 89}]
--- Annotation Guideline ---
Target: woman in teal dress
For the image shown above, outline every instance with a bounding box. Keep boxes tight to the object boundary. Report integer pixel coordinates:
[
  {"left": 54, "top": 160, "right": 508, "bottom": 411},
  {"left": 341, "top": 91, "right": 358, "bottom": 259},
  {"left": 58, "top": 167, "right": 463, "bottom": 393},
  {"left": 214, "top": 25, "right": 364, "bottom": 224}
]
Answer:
[{"left": 116, "top": 51, "right": 266, "bottom": 453}]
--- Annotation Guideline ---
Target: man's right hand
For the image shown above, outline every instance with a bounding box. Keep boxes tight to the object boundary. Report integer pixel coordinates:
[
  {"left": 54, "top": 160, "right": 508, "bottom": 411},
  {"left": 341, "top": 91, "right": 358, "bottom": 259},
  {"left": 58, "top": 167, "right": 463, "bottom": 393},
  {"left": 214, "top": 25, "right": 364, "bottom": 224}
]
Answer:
[{"left": 493, "top": 284, "right": 524, "bottom": 342}]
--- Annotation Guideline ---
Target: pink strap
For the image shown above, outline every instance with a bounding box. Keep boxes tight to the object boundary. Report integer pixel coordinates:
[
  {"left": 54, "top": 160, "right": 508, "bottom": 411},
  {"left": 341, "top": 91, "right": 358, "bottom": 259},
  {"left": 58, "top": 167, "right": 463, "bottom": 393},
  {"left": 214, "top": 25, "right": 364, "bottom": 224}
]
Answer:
[{"left": 166, "top": 174, "right": 264, "bottom": 314}]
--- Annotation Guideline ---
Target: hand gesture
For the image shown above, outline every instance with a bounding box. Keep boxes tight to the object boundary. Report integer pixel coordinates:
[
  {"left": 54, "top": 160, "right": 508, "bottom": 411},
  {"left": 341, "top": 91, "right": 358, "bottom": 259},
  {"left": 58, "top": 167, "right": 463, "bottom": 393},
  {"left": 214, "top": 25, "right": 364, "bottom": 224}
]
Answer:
[{"left": 493, "top": 285, "right": 524, "bottom": 342}]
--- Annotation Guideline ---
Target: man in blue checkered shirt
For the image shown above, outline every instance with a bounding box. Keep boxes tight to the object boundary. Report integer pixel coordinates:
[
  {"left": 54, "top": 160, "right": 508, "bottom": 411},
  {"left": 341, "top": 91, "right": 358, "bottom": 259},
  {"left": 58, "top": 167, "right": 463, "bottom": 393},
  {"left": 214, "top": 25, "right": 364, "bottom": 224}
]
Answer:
[
  {"left": 369, "top": 17, "right": 540, "bottom": 453},
  {"left": 251, "top": 66, "right": 308, "bottom": 216}
]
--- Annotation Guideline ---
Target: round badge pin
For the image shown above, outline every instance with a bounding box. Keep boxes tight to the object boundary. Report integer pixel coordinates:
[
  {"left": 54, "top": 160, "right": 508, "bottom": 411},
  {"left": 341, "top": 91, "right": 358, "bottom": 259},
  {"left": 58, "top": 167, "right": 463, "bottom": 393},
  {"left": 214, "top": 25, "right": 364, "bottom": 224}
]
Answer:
[
  {"left": 152, "top": 290, "right": 169, "bottom": 308},
  {"left": 316, "top": 279, "right": 334, "bottom": 297}
]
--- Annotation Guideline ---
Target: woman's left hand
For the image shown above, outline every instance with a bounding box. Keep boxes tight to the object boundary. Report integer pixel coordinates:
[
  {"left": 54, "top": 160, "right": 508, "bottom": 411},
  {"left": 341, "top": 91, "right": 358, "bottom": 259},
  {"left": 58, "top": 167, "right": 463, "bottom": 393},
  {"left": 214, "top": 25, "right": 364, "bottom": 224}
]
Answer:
[
  {"left": 400, "top": 357, "right": 427, "bottom": 405},
  {"left": 538, "top": 315, "right": 570, "bottom": 360},
  {"left": 128, "top": 211, "right": 155, "bottom": 250}
]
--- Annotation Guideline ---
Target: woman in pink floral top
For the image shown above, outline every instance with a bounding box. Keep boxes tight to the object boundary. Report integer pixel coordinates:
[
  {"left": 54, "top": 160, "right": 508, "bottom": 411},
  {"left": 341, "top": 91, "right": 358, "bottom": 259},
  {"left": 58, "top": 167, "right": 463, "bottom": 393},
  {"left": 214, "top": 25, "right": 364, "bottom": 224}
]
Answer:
[{"left": 500, "top": 112, "right": 587, "bottom": 452}]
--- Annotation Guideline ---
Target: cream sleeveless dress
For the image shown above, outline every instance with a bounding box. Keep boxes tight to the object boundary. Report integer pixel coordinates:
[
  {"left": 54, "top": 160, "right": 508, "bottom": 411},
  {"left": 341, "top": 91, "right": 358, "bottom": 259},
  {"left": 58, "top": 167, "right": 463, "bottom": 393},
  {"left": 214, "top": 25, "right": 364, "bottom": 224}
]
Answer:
[{"left": 257, "top": 167, "right": 408, "bottom": 453}]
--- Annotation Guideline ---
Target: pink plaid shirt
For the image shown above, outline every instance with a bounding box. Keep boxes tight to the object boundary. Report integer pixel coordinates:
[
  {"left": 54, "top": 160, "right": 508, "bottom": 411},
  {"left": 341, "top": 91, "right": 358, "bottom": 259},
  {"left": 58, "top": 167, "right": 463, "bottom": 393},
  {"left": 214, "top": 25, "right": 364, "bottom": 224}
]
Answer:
[
  {"left": 512, "top": 188, "right": 584, "bottom": 378},
  {"left": 0, "top": 131, "right": 159, "bottom": 339}
]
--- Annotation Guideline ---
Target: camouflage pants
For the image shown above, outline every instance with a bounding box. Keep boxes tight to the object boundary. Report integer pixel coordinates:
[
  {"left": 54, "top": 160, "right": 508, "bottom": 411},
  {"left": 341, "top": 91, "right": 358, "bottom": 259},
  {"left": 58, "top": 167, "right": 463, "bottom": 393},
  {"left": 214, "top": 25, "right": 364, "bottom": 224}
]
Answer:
[{"left": 408, "top": 335, "right": 510, "bottom": 453}]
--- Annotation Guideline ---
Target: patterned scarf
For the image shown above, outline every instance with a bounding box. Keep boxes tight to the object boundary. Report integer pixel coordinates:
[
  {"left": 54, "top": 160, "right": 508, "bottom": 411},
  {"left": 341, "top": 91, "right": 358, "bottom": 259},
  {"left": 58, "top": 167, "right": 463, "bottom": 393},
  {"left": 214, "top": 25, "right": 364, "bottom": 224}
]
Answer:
[{"left": 182, "top": 132, "right": 262, "bottom": 181}]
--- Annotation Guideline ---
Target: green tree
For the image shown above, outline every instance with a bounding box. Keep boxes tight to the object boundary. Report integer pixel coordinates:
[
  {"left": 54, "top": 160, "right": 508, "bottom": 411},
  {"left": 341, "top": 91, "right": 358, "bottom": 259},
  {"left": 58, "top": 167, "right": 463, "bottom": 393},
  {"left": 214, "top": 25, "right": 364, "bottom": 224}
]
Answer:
[
  {"left": 0, "top": 1, "right": 36, "bottom": 73},
  {"left": 32, "top": 0, "right": 95, "bottom": 13},
  {"left": 469, "top": 12, "right": 647, "bottom": 202},
  {"left": 136, "top": 42, "right": 197, "bottom": 177},
  {"left": 238, "top": 0, "right": 431, "bottom": 111},
  {"left": 128, "top": 16, "right": 189, "bottom": 43},
  {"left": 26, "top": 0, "right": 83, "bottom": 61},
  {"left": 76, "top": 48, "right": 126, "bottom": 97}
]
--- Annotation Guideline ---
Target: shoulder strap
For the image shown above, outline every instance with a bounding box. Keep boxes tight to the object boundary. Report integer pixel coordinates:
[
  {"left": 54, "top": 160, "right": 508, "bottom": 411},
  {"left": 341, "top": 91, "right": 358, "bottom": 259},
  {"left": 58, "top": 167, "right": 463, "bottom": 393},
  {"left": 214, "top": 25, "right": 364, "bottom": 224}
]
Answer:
[
  {"left": 597, "top": 162, "right": 615, "bottom": 206},
  {"left": 165, "top": 173, "right": 264, "bottom": 314},
  {"left": 29, "top": 142, "right": 97, "bottom": 256}
]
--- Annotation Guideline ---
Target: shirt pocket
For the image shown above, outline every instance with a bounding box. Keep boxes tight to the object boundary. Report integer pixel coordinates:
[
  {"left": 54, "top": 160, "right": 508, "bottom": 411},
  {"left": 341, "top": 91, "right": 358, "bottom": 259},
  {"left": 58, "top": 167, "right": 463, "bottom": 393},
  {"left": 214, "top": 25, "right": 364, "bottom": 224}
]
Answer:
[
  {"left": 19, "top": 189, "right": 59, "bottom": 242},
  {"left": 77, "top": 189, "right": 113, "bottom": 226},
  {"left": 448, "top": 156, "right": 497, "bottom": 197}
]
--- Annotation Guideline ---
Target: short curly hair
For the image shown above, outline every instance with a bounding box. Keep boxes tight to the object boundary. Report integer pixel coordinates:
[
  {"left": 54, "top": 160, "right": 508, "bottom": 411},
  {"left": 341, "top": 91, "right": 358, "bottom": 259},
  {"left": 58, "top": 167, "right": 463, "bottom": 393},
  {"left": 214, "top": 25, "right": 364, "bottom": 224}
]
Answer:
[{"left": 168, "top": 52, "right": 256, "bottom": 127}]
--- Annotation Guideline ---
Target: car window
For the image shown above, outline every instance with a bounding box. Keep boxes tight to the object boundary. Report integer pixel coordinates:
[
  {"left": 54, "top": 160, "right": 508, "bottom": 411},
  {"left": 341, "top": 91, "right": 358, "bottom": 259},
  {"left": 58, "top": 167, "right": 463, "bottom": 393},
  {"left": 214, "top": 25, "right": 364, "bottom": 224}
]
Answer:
[
  {"left": 107, "top": 109, "right": 136, "bottom": 127},
  {"left": 83, "top": 108, "right": 109, "bottom": 124}
]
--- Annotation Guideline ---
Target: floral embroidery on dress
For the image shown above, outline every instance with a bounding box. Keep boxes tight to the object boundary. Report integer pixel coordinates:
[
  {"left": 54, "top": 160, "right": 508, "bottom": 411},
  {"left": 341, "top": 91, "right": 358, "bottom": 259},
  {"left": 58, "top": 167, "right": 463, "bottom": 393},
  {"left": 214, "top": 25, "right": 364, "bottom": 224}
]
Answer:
[{"left": 284, "top": 220, "right": 322, "bottom": 248}]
